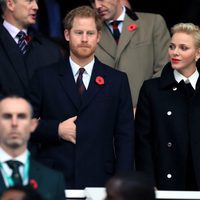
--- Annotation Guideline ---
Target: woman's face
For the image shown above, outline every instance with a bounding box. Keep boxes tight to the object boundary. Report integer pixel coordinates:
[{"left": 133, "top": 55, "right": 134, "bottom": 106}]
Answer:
[{"left": 168, "top": 32, "right": 200, "bottom": 77}]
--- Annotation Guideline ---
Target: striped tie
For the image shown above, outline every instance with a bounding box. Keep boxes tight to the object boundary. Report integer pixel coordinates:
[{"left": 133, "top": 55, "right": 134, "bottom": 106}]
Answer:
[
  {"left": 76, "top": 68, "right": 86, "bottom": 96},
  {"left": 17, "top": 31, "right": 28, "bottom": 55}
]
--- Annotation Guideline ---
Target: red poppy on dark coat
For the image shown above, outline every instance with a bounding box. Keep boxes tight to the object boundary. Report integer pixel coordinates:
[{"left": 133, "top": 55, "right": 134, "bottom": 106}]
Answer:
[
  {"left": 24, "top": 35, "right": 32, "bottom": 43},
  {"left": 29, "top": 179, "right": 38, "bottom": 189},
  {"left": 95, "top": 76, "right": 105, "bottom": 85}
]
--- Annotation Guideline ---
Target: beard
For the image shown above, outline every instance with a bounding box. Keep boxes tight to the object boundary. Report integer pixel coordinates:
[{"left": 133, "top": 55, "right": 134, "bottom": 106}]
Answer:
[{"left": 69, "top": 43, "right": 96, "bottom": 59}]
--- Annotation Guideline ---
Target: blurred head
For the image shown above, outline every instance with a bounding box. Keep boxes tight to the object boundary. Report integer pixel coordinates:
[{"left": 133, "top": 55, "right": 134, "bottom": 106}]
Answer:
[
  {"left": 0, "top": 185, "right": 43, "bottom": 200},
  {"left": 0, "top": 0, "right": 38, "bottom": 29},
  {"left": 105, "top": 172, "right": 155, "bottom": 200},
  {"left": 169, "top": 23, "right": 200, "bottom": 77},
  {"left": 90, "top": 0, "right": 123, "bottom": 21},
  {"left": 63, "top": 6, "right": 102, "bottom": 65},
  {"left": 0, "top": 96, "right": 38, "bottom": 156}
]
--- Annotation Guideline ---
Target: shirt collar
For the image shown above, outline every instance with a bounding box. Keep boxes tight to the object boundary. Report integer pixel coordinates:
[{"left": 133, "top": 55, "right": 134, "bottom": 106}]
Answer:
[
  {"left": 0, "top": 147, "right": 29, "bottom": 166},
  {"left": 174, "top": 69, "right": 199, "bottom": 89},
  {"left": 3, "top": 20, "right": 27, "bottom": 39},
  {"left": 69, "top": 57, "right": 94, "bottom": 77},
  {"left": 107, "top": 6, "right": 126, "bottom": 25}
]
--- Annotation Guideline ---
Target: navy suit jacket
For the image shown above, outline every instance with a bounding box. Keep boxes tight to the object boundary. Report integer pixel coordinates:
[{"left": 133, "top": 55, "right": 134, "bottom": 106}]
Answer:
[
  {"left": 29, "top": 57, "right": 135, "bottom": 189},
  {"left": 0, "top": 159, "right": 66, "bottom": 200},
  {"left": 0, "top": 23, "right": 62, "bottom": 97}
]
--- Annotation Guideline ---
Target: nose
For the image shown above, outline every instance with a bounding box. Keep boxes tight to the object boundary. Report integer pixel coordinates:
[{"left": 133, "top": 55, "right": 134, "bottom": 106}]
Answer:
[
  {"left": 11, "top": 116, "right": 18, "bottom": 126},
  {"left": 81, "top": 33, "right": 88, "bottom": 42},
  {"left": 94, "top": 0, "right": 102, "bottom": 9},
  {"left": 33, "top": 0, "right": 39, "bottom": 10}
]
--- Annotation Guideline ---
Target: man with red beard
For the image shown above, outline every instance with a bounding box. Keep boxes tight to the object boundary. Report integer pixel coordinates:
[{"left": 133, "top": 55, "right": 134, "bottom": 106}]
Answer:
[{"left": 28, "top": 6, "right": 135, "bottom": 189}]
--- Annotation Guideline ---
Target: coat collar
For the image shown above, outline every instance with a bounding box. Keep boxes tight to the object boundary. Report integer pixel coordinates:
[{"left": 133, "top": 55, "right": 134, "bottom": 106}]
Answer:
[
  {"left": 58, "top": 57, "right": 107, "bottom": 111},
  {"left": 160, "top": 62, "right": 200, "bottom": 91}
]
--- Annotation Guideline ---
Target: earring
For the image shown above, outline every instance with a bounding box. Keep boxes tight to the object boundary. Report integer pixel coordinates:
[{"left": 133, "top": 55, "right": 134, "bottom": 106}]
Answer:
[{"left": 195, "top": 57, "right": 199, "bottom": 62}]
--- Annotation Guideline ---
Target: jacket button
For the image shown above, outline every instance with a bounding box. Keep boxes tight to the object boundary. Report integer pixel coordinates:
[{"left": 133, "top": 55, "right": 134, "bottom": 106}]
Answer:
[
  {"left": 172, "top": 87, "right": 177, "bottom": 91},
  {"left": 167, "top": 174, "right": 172, "bottom": 179},
  {"left": 167, "top": 111, "right": 172, "bottom": 115},
  {"left": 167, "top": 142, "right": 172, "bottom": 147}
]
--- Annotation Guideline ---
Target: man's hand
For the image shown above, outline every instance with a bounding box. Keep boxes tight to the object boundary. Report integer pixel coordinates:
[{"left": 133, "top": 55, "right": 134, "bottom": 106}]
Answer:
[{"left": 58, "top": 116, "right": 77, "bottom": 144}]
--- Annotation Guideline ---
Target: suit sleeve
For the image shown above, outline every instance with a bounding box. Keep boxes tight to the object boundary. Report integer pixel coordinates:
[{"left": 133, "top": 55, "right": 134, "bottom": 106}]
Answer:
[
  {"left": 135, "top": 81, "right": 155, "bottom": 184},
  {"left": 28, "top": 70, "right": 61, "bottom": 144},
  {"left": 114, "top": 73, "right": 135, "bottom": 171},
  {"left": 152, "top": 14, "right": 170, "bottom": 77}
]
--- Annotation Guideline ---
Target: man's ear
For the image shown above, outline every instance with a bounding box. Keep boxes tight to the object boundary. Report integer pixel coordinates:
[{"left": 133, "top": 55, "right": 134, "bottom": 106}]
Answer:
[
  {"left": 6, "top": 0, "right": 15, "bottom": 12},
  {"left": 30, "top": 118, "right": 38, "bottom": 133},
  {"left": 64, "top": 29, "right": 70, "bottom": 42},
  {"left": 97, "top": 31, "right": 101, "bottom": 43}
]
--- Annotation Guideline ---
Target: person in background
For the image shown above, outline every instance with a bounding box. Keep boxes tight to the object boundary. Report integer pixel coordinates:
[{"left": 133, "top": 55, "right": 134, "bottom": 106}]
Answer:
[
  {"left": 0, "top": 0, "right": 63, "bottom": 97},
  {"left": 105, "top": 172, "right": 155, "bottom": 200},
  {"left": 90, "top": 0, "right": 170, "bottom": 107},
  {"left": 0, "top": 96, "right": 66, "bottom": 200},
  {"left": 0, "top": 185, "right": 43, "bottom": 200},
  {"left": 135, "top": 23, "right": 200, "bottom": 190},
  {"left": 29, "top": 5, "right": 134, "bottom": 189}
]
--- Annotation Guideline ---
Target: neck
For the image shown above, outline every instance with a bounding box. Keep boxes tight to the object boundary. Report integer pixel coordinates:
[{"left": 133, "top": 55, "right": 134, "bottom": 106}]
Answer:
[
  {"left": 70, "top": 54, "right": 94, "bottom": 67},
  {"left": 178, "top": 67, "right": 197, "bottom": 78},
  {"left": 1, "top": 145, "right": 26, "bottom": 158}
]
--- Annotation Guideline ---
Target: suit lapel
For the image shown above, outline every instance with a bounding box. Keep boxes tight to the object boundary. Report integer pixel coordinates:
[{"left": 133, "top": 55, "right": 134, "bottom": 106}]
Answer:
[
  {"left": 115, "top": 14, "right": 138, "bottom": 65},
  {"left": 29, "top": 159, "right": 41, "bottom": 185},
  {"left": 58, "top": 59, "right": 81, "bottom": 109},
  {"left": 0, "top": 172, "right": 6, "bottom": 194},
  {"left": 80, "top": 59, "right": 106, "bottom": 111},
  {"left": 98, "top": 23, "right": 117, "bottom": 60},
  {"left": 0, "top": 25, "right": 29, "bottom": 89}
]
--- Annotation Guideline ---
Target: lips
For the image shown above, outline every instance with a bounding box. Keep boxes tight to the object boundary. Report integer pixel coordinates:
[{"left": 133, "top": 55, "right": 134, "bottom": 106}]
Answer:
[{"left": 171, "top": 58, "right": 181, "bottom": 64}]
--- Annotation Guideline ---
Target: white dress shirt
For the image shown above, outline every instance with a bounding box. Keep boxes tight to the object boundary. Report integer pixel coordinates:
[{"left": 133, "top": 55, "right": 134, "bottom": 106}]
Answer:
[
  {"left": 174, "top": 69, "right": 199, "bottom": 90},
  {"left": 70, "top": 57, "right": 94, "bottom": 90},
  {"left": 0, "top": 147, "right": 29, "bottom": 186},
  {"left": 106, "top": 6, "right": 126, "bottom": 34},
  {"left": 3, "top": 20, "right": 27, "bottom": 43}
]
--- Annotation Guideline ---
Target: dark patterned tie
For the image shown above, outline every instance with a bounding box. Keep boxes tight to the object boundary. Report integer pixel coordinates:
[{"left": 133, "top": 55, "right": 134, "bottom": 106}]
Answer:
[
  {"left": 76, "top": 68, "right": 86, "bottom": 95},
  {"left": 110, "top": 20, "right": 121, "bottom": 43},
  {"left": 16, "top": 31, "right": 28, "bottom": 54},
  {"left": 6, "top": 160, "right": 23, "bottom": 186}
]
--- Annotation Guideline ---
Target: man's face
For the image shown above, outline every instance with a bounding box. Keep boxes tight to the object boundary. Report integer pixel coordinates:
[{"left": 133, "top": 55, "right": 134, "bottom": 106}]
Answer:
[
  {"left": 0, "top": 98, "right": 37, "bottom": 153},
  {"left": 64, "top": 16, "right": 101, "bottom": 62},
  {"left": 7, "top": 0, "right": 38, "bottom": 29},
  {"left": 92, "top": 0, "right": 122, "bottom": 21}
]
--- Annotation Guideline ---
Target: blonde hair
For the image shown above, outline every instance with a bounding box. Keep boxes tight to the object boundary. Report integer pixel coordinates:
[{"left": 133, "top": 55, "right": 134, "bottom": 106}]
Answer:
[{"left": 171, "top": 23, "right": 200, "bottom": 48}]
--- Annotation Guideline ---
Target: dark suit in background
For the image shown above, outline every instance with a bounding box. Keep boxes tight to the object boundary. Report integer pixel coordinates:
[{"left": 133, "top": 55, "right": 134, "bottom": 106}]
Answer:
[
  {"left": 0, "top": 24, "right": 62, "bottom": 97},
  {"left": 29, "top": 57, "right": 135, "bottom": 189}
]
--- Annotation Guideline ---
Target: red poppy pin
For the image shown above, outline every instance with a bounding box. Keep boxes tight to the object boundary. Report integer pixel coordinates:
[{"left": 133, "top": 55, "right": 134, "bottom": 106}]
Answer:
[
  {"left": 29, "top": 179, "right": 38, "bottom": 190},
  {"left": 24, "top": 35, "right": 32, "bottom": 43},
  {"left": 95, "top": 76, "right": 104, "bottom": 85},
  {"left": 127, "top": 24, "right": 137, "bottom": 32}
]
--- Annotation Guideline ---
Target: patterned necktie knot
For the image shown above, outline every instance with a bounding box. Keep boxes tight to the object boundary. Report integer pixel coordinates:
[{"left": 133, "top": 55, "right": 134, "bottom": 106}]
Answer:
[
  {"left": 110, "top": 20, "right": 122, "bottom": 43},
  {"left": 16, "top": 31, "right": 28, "bottom": 55},
  {"left": 6, "top": 160, "right": 23, "bottom": 186},
  {"left": 76, "top": 68, "right": 86, "bottom": 96}
]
